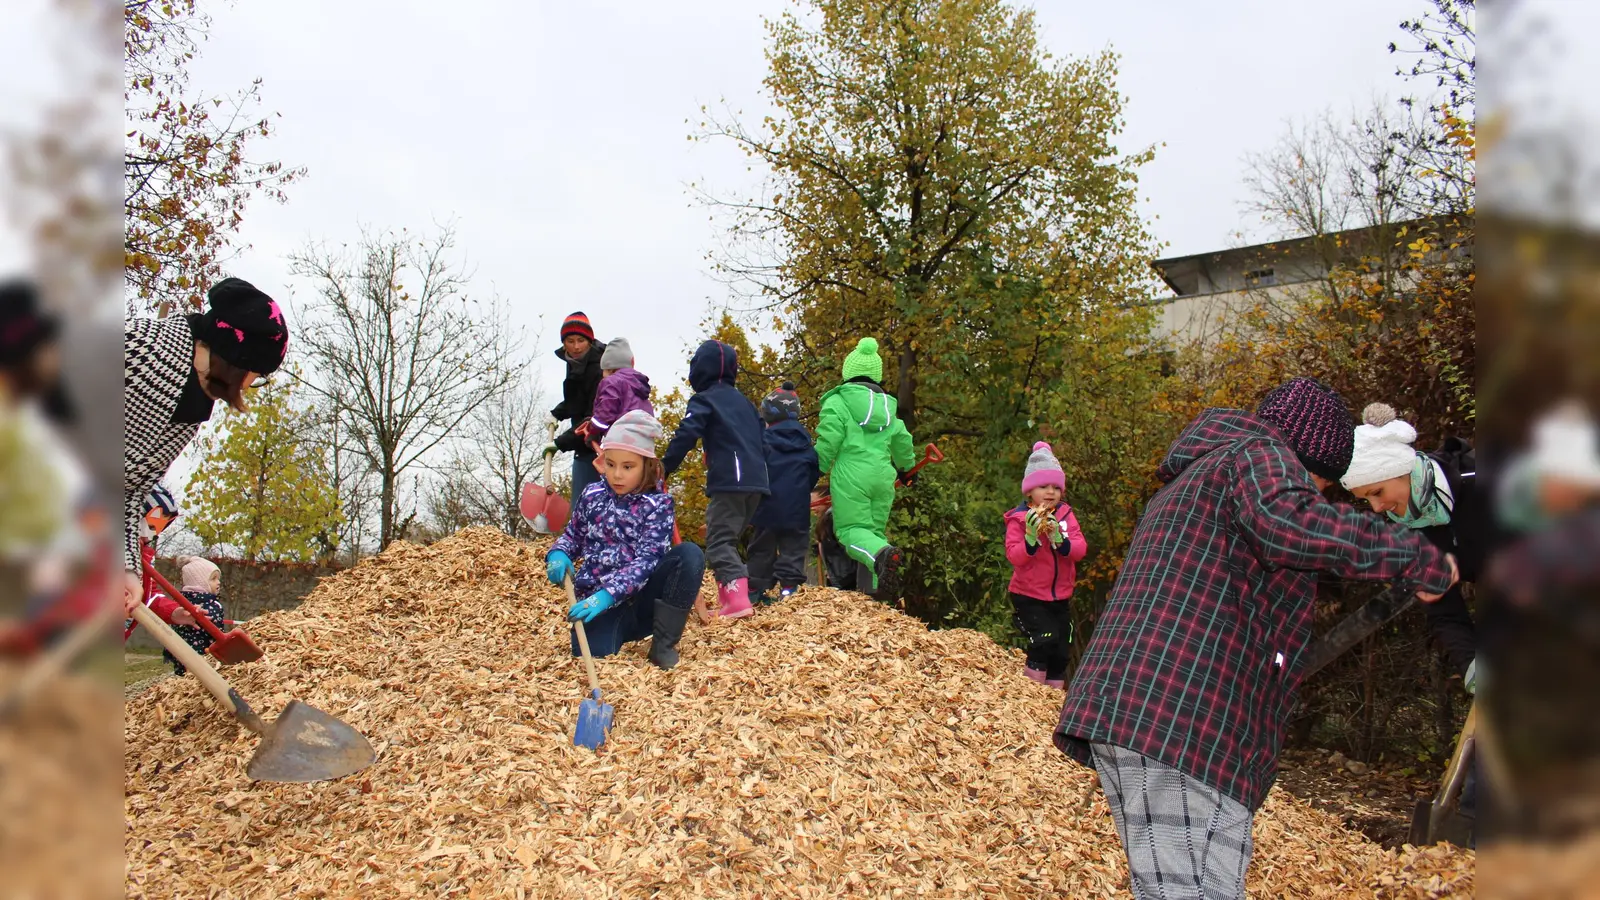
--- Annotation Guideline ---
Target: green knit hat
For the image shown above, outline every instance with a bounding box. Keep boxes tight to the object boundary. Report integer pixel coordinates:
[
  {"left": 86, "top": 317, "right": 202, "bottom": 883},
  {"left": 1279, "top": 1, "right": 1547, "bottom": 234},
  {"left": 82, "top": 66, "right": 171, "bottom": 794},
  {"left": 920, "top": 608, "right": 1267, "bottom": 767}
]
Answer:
[{"left": 841, "top": 337, "right": 883, "bottom": 382}]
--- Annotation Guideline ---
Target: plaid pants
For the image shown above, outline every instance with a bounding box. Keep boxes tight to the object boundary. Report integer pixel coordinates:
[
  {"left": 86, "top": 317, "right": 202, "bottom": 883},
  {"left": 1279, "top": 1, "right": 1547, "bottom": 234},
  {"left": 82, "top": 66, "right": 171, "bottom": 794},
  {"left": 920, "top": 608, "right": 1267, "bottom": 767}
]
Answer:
[{"left": 1091, "top": 742, "right": 1254, "bottom": 900}]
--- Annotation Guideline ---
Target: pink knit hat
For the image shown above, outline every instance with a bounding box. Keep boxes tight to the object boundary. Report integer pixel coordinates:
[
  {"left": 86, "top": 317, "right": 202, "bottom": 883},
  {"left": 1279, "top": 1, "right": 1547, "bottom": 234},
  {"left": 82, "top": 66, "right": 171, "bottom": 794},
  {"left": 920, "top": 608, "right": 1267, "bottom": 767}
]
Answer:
[
  {"left": 178, "top": 556, "right": 221, "bottom": 592},
  {"left": 1021, "top": 442, "right": 1065, "bottom": 494},
  {"left": 599, "top": 410, "right": 663, "bottom": 459}
]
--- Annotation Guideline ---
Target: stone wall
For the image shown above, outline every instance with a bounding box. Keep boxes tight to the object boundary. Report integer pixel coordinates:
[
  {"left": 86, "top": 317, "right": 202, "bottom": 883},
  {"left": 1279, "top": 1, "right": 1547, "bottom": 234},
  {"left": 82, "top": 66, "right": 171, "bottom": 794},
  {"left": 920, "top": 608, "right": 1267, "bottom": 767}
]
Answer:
[{"left": 126, "top": 557, "right": 343, "bottom": 653}]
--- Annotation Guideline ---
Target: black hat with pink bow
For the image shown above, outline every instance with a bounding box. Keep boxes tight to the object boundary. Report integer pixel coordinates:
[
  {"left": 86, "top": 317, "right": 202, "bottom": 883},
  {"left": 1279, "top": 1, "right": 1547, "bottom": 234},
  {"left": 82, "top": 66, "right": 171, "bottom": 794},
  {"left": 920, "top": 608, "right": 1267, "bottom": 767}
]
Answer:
[{"left": 198, "top": 277, "right": 289, "bottom": 375}]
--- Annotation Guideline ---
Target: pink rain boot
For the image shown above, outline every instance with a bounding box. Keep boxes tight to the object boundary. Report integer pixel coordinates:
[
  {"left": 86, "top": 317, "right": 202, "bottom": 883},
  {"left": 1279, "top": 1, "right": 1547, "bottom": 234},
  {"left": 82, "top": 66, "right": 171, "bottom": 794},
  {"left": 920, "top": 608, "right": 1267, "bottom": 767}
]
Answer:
[
  {"left": 718, "top": 578, "right": 755, "bottom": 619},
  {"left": 1024, "top": 666, "right": 1047, "bottom": 684},
  {"left": 1045, "top": 677, "right": 1066, "bottom": 690}
]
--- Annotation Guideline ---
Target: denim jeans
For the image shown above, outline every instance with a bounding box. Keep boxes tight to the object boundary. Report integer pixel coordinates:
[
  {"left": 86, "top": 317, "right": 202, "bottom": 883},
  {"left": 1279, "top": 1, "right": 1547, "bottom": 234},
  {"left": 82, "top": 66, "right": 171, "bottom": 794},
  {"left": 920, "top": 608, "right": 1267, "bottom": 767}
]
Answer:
[
  {"left": 571, "top": 543, "right": 705, "bottom": 657},
  {"left": 570, "top": 450, "right": 601, "bottom": 500}
]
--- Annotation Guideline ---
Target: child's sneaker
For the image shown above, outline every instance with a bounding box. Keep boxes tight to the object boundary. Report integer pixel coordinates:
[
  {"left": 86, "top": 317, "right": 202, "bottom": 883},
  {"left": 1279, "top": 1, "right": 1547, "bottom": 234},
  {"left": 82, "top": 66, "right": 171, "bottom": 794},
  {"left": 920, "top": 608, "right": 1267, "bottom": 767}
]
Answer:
[
  {"left": 752, "top": 590, "right": 776, "bottom": 607},
  {"left": 717, "top": 578, "right": 755, "bottom": 619}
]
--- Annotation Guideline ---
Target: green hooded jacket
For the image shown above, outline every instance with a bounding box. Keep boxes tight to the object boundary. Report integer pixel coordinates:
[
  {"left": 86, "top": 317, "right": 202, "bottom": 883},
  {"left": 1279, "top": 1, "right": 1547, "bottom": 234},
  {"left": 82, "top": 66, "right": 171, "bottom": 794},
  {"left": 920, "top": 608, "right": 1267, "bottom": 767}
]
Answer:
[{"left": 816, "top": 381, "right": 915, "bottom": 482}]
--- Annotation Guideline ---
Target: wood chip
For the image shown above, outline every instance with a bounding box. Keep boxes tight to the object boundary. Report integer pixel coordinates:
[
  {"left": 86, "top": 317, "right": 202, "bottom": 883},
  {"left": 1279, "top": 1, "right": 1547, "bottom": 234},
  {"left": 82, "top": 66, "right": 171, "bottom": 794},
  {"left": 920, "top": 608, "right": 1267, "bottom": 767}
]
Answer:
[{"left": 125, "top": 528, "right": 1474, "bottom": 898}]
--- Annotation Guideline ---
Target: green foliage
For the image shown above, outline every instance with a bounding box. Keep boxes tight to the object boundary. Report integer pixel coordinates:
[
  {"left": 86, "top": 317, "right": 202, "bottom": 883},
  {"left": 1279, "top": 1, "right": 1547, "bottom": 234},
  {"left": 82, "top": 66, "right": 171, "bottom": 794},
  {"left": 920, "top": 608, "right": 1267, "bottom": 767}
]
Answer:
[
  {"left": 697, "top": 0, "right": 1169, "bottom": 638},
  {"left": 185, "top": 375, "right": 343, "bottom": 562}
]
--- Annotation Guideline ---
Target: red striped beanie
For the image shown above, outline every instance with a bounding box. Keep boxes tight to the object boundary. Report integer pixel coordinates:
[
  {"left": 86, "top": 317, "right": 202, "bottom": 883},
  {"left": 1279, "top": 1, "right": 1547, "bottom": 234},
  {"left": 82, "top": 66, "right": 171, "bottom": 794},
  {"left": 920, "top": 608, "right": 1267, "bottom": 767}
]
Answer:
[{"left": 561, "top": 311, "right": 594, "bottom": 341}]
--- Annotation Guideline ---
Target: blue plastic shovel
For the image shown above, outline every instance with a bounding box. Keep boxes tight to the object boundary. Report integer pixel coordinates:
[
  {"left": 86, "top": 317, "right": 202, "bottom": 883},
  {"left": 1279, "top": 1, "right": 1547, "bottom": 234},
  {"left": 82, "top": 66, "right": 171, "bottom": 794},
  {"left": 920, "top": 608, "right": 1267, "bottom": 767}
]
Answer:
[{"left": 563, "top": 575, "right": 614, "bottom": 750}]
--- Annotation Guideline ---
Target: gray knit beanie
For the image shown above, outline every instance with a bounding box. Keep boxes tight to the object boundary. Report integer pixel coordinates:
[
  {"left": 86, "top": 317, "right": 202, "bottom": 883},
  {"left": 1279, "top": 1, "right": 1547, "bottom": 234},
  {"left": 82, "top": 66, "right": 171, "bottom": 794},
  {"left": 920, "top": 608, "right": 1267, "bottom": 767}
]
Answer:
[
  {"left": 599, "top": 409, "right": 663, "bottom": 458},
  {"left": 599, "top": 337, "right": 634, "bottom": 371},
  {"left": 1021, "top": 441, "right": 1065, "bottom": 494}
]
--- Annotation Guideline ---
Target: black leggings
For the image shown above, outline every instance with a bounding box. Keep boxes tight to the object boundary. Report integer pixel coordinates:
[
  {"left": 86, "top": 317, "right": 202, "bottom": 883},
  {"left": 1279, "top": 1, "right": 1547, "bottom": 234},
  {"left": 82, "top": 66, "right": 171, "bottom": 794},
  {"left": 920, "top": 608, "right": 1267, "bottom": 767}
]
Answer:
[{"left": 1011, "top": 593, "right": 1073, "bottom": 680}]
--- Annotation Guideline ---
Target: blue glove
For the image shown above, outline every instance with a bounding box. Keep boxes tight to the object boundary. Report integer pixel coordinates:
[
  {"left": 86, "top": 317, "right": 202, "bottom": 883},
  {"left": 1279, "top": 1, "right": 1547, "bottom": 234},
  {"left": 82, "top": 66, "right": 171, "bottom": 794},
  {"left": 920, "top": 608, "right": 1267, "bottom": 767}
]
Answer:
[
  {"left": 568, "top": 589, "right": 616, "bottom": 623},
  {"left": 546, "top": 551, "right": 574, "bottom": 586}
]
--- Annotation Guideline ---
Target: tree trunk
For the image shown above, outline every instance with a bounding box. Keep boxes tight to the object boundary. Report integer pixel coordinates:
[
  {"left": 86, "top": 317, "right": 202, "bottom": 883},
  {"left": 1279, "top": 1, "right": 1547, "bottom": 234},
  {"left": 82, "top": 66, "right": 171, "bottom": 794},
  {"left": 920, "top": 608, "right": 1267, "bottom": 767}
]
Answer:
[
  {"left": 897, "top": 343, "right": 918, "bottom": 432},
  {"left": 379, "top": 468, "right": 397, "bottom": 550}
]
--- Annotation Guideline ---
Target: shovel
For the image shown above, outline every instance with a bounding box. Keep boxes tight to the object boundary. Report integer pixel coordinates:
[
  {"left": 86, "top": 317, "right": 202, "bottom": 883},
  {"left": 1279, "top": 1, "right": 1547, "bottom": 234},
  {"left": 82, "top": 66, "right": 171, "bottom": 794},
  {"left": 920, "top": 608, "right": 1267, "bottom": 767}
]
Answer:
[
  {"left": 521, "top": 422, "right": 572, "bottom": 535},
  {"left": 897, "top": 443, "right": 946, "bottom": 486},
  {"left": 1408, "top": 700, "right": 1478, "bottom": 846},
  {"left": 128, "top": 603, "right": 376, "bottom": 783},
  {"left": 562, "top": 574, "right": 613, "bottom": 750},
  {"left": 141, "top": 557, "right": 262, "bottom": 665}
]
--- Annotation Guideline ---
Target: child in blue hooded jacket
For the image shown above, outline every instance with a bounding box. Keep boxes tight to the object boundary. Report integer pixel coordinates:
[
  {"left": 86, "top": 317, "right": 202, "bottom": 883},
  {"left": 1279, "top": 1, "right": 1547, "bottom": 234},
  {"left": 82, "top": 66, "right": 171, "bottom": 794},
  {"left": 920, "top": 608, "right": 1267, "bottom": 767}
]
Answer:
[
  {"left": 661, "top": 340, "right": 770, "bottom": 619},
  {"left": 749, "top": 382, "right": 821, "bottom": 604}
]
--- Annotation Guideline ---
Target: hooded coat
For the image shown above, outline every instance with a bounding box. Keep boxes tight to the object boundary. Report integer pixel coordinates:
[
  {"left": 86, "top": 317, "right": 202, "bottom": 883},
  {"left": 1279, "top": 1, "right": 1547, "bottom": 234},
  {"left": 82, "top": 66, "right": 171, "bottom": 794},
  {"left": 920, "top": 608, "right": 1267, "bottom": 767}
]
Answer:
[
  {"left": 815, "top": 379, "right": 915, "bottom": 568},
  {"left": 751, "top": 418, "right": 822, "bottom": 531},
  {"left": 1003, "top": 501, "right": 1088, "bottom": 601},
  {"left": 589, "top": 368, "right": 654, "bottom": 439},
  {"left": 1054, "top": 408, "right": 1455, "bottom": 811},
  {"left": 660, "top": 341, "right": 769, "bottom": 495}
]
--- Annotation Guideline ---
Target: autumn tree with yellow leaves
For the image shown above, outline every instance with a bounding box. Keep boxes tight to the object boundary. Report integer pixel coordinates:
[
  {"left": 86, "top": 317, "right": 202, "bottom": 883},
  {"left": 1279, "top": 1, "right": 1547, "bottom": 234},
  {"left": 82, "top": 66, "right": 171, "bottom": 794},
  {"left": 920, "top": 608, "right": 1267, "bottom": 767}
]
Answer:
[{"left": 698, "top": 0, "right": 1169, "bottom": 636}]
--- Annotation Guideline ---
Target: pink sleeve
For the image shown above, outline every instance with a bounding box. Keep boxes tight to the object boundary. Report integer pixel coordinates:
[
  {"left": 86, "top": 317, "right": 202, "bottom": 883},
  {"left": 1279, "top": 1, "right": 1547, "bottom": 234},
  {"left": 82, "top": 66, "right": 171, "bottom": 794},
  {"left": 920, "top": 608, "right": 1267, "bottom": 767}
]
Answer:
[
  {"left": 1059, "top": 508, "right": 1088, "bottom": 562},
  {"left": 1004, "top": 514, "right": 1034, "bottom": 568}
]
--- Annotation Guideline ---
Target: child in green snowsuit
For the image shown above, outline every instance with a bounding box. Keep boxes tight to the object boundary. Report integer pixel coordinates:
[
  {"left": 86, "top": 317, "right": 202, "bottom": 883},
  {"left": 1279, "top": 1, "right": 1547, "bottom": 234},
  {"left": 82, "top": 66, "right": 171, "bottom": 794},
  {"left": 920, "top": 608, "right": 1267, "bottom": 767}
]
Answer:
[{"left": 816, "top": 337, "right": 915, "bottom": 594}]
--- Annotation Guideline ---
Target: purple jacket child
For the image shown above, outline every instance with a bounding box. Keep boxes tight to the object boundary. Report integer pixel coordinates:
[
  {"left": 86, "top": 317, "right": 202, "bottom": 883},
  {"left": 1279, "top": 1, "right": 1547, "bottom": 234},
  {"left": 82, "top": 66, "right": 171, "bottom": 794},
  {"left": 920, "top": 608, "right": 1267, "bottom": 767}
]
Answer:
[{"left": 586, "top": 338, "right": 654, "bottom": 450}]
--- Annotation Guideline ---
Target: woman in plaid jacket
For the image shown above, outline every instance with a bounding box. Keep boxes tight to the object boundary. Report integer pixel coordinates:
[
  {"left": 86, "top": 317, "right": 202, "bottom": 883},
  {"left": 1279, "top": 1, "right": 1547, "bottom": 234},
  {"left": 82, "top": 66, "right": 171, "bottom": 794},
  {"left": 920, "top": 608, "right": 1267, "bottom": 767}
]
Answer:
[{"left": 1055, "top": 378, "right": 1457, "bottom": 900}]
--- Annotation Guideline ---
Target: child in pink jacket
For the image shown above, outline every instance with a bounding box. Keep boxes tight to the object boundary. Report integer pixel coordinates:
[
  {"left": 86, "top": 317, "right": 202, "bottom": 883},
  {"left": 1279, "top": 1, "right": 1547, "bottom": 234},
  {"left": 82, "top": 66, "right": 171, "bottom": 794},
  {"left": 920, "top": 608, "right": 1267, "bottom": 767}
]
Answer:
[{"left": 1003, "top": 441, "right": 1088, "bottom": 688}]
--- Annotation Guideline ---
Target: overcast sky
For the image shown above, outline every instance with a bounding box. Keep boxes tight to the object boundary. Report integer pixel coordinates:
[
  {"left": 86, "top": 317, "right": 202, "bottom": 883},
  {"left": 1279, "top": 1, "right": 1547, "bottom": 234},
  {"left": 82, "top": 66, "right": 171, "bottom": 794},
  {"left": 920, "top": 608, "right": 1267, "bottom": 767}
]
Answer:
[
  {"left": 159, "top": 0, "right": 1452, "bottom": 393},
  {"left": 6, "top": 0, "right": 1597, "bottom": 390}
]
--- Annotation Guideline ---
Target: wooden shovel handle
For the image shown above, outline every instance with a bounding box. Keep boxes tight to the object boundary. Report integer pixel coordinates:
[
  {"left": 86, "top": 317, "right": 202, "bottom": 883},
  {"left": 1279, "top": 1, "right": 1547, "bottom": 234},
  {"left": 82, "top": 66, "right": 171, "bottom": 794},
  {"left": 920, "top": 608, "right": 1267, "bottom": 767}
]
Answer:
[
  {"left": 562, "top": 575, "right": 601, "bottom": 694},
  {"left": 542, "top": 421, "right": 559, "bottom": 488},
  {"left": 129, "top": 603, "right": 266, "bottom": 734}
]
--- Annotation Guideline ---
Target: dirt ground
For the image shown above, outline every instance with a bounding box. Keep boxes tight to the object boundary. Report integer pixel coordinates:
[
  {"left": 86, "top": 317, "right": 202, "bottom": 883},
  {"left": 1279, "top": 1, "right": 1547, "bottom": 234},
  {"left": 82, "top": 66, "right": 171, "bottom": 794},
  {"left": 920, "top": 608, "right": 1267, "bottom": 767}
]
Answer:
[{"left": 1276, "top": 747, "right": 1445, "bottom": 849}]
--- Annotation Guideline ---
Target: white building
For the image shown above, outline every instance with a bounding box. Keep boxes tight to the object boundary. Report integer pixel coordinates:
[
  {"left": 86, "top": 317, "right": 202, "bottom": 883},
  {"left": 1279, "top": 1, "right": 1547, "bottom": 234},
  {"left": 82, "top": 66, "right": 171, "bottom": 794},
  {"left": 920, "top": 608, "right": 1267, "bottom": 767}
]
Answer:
[{"left": 1148, "top": 219, "right": 1469, "bottom": 345}]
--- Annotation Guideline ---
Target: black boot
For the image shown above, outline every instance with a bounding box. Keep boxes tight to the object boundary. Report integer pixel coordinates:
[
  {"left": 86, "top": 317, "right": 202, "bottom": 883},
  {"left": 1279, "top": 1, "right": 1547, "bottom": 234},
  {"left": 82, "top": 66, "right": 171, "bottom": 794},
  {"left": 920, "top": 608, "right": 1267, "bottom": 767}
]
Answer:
[
  {"left": 870, "top": 546, "right": 904, "bottom": 599},
  {"left": 648, "top": 599, "right": 691, "bottom": 670}
]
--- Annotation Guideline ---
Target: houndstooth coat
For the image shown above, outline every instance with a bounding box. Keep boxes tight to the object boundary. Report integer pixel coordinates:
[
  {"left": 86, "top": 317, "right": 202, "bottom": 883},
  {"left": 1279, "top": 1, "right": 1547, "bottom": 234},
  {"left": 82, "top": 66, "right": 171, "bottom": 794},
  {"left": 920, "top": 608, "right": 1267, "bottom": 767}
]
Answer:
[{"left": 123, "top": 315, "right": 204, "bottom": 572}]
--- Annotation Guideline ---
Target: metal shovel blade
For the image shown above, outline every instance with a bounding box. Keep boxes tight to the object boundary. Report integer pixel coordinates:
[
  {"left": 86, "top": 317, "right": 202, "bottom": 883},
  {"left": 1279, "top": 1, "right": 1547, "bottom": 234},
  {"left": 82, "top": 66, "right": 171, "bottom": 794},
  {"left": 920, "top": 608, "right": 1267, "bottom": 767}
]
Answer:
[
  {"left": 245, "top": 699, "right": 377, "bottom": 783},
  {"left": 206, "top": 628, "right": 264, "bottom": 665},
  {"left": 573, "top": 688, "right": 613, "bottom": 750},
  {"left": 521, "top": 482, "right": 571, "bottom": 535}
]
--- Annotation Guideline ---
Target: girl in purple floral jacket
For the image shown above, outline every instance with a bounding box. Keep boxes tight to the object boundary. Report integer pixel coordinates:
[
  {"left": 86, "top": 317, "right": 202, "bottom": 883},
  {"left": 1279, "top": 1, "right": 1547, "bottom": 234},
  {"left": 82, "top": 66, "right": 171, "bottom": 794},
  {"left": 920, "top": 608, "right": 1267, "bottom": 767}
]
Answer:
[{"left": 546, "top": 410, "right": 705, "bottom": 669}]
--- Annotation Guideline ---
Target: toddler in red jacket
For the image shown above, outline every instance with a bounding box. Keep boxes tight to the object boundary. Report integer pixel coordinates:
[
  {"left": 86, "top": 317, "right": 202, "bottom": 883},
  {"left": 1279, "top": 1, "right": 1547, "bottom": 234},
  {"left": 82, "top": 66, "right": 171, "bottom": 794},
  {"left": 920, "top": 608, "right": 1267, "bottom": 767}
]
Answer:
[{"left": 1002, "top": 441, "right": 1087, "bottom": 688}]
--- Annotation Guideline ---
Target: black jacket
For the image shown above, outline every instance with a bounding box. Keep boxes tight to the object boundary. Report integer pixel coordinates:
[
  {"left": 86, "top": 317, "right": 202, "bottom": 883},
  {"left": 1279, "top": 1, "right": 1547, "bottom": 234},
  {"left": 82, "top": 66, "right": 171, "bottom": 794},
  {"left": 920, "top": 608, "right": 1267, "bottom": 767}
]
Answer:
[
  {"left": 551, "top": 340, "right": 607, "bottom": 453},
  {"left": 1419, "top": 437, "right": 1488, "bottom": 581},
  {"left": 661, "top": 340, "right": 769, "bottom": 495},
  {"left": 752, "top": 419, "right": 821, "bottom": 530},
  {"left": 1418, "top": 437, "right": 1489, "bottom": 677}
]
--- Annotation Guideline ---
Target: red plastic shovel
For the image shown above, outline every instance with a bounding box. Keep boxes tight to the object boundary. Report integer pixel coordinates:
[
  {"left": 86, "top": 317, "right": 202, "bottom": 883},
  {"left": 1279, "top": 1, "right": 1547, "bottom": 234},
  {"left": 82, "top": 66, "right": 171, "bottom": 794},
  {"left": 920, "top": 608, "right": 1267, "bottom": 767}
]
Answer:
[
  {"left": 521, "top": 423, "right": 572, "bottom": 535},
  {"left": 142, "top": 559, "right": 263, "bottom": 665}
]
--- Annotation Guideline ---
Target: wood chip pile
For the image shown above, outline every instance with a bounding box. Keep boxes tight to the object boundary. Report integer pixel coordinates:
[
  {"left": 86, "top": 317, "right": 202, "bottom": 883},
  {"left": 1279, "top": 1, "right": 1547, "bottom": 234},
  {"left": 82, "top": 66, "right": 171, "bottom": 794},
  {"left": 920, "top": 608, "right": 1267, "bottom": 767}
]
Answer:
[
  {"left": 2, "top": 669, "right": 123, "bottom": 897},
  {"left": 126, "top": 528, "right": 1474, "bottom": 898}
]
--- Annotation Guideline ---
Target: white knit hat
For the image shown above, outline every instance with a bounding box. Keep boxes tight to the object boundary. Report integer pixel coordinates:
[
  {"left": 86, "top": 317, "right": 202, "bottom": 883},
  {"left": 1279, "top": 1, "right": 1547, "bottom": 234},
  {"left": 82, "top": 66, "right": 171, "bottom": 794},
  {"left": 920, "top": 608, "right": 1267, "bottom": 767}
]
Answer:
[
  {"left": 1531, "top": 401, "right": 1600, "bottom": 488},
  {"left": 1340, "top": 403, "right": 1420, "bottom": 490},
  {"left": 599, "top": 409, "right": 663, "bottom": 459},
  {"left": 178, "top": 555, "right": 221, "bottom": 592}
]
